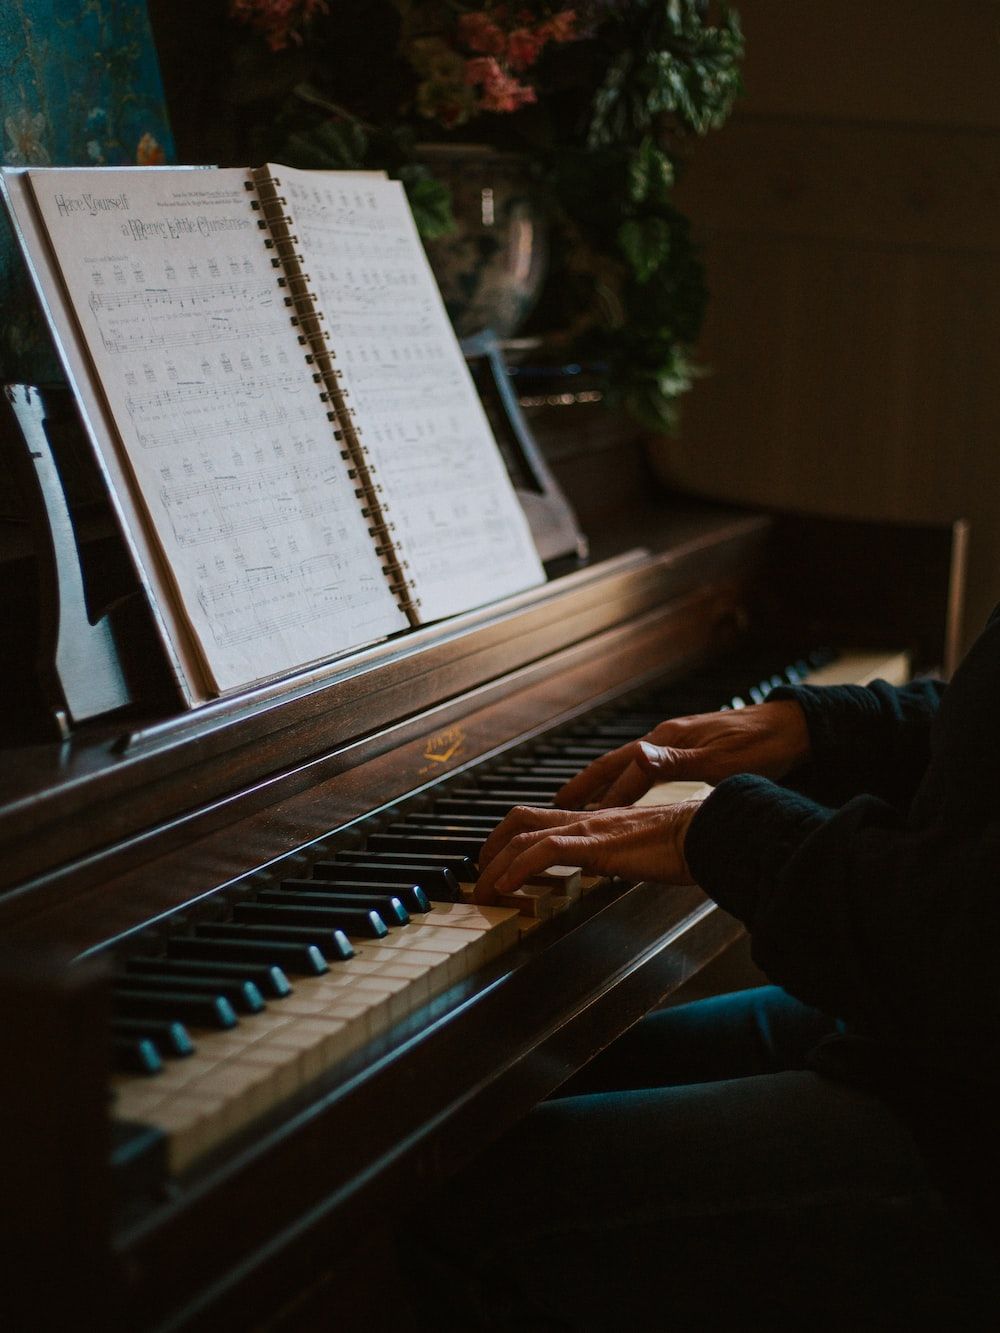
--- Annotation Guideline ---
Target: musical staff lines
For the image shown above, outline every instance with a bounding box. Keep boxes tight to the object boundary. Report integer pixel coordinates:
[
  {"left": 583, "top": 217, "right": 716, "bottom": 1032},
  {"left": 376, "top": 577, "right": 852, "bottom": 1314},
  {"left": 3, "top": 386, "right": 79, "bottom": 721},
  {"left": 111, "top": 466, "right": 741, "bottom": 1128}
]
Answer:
[
  {"left": 85, "top": 274, "right": 289, "bottom": 353},
  {"left": 197, "top": 552, "right": 386, "bottom": 650},
  {"left": 161, "top": 457, "right": 349, "bottom": 547},
  {"left": 125, "top": 374, "right": 317, "bottom": 450}
]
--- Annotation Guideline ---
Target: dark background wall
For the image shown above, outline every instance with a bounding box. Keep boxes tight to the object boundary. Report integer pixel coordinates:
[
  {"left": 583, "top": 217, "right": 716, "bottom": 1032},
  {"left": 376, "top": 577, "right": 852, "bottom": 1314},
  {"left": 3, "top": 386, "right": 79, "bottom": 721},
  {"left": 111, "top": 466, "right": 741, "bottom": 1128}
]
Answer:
[{"left": 663, "top": 0, "right": 1000, "bottom": 644}]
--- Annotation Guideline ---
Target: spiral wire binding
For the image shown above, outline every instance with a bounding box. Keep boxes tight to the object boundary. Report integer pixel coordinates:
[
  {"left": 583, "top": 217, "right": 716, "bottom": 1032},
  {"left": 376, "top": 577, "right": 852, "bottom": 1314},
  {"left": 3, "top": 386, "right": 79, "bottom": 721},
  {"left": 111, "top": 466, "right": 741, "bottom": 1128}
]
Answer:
[{"left": 248, "top": 169, "right": 420, "bottom": 621}]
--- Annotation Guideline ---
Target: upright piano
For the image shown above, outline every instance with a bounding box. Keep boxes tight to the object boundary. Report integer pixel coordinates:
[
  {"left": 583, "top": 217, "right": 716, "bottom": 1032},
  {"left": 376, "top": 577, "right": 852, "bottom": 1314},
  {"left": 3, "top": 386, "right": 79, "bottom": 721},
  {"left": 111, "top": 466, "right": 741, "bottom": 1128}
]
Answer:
[{"left": 0, "top": 382, "right": 966, "bottom": 1329}]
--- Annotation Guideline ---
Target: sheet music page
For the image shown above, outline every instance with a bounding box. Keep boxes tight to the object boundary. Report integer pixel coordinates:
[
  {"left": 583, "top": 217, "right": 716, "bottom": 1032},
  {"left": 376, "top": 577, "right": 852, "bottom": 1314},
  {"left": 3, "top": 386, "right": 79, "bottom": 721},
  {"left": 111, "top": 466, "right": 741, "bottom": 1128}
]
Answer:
[
  {"left": 25, "top": 167, "right": 407, "bottom": 693},
  {"left": 275, "top": 165, "right": 545, "bottom": 622}
]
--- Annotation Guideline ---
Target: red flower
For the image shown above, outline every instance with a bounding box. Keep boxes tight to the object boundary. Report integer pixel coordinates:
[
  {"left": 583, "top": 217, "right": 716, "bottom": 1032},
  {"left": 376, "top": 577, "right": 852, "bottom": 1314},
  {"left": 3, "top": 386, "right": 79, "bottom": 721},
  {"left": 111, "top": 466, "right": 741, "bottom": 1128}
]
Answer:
[
  {"left": 506, "top": 26, "right": 545, "bottom": 71},
  {"left": 457, "top": 12, "right": 507, "bottom": 56},
  {"left": 136, "top": 132, "right": 165, "bottom": 165}
]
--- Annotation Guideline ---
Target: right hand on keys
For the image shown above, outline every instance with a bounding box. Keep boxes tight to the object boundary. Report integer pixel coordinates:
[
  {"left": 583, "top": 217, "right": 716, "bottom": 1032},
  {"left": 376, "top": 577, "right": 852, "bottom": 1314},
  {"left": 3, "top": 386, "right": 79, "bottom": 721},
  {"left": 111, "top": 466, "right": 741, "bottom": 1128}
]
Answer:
[{"left": 555, "top": 700, "right": 811, "bottom": 810}]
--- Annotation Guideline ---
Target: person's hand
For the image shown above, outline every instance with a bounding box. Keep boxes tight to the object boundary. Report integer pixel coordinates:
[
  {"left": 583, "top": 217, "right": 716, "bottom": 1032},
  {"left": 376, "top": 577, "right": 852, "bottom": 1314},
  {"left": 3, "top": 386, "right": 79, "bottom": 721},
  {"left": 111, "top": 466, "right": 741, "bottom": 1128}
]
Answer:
[
  {"left": 555, "top": 699, "right": 811, "bottom": 810},
  {"left": 474, "top": 799, "right": 704, "bottom": 904}
]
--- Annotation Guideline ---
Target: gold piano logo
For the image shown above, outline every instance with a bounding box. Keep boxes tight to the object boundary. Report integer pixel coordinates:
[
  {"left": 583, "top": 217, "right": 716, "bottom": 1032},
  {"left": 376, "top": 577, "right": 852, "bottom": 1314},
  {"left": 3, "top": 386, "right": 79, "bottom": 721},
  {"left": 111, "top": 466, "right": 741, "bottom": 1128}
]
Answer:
[{"left": 420, "top": 725, "right": 466, "bottom": 771}]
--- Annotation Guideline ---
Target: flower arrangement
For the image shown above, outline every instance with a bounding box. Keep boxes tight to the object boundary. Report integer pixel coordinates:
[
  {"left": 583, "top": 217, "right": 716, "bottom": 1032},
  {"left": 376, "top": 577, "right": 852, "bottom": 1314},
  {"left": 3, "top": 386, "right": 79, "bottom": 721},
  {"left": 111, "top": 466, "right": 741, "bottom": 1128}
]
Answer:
[
  {"left": 228, "top": 1, "right": 744, "bottom": 432},
  {"left": 406, "top": 6, "right": 580, "bottom": 123}
]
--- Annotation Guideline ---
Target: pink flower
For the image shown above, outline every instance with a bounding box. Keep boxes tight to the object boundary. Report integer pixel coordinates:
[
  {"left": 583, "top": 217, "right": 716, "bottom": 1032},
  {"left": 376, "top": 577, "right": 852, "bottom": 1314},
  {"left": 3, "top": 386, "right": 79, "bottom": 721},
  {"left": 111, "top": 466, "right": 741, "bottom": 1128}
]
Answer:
[
  {"left": 464, "top": 56, "right": 504, "bottom": 88},
  {"left": 463, "top": 55, "right": 536, "bottom": 112},
  {"left": 505, "top": 26, "right": 545, "bottom": 71},
  {"left": 457, "top": 12, "right": 508, "bottom": 56},
  {"left": 478, "top": 68, "right": 537, "bottom": 113}
]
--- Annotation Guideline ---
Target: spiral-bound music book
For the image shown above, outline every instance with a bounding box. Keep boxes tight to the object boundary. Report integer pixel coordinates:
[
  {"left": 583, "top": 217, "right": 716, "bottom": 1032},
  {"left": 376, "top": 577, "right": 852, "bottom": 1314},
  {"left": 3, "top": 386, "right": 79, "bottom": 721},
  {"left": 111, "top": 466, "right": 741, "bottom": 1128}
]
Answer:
[{"left": 1, "top": 164, "right": 544, "bottom": 701}]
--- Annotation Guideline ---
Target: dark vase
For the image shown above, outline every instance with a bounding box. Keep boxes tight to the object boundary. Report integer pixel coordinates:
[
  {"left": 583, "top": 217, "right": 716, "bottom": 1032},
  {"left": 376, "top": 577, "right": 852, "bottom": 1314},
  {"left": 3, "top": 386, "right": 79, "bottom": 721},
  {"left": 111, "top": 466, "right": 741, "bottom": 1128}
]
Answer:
[{"left": 417, "top": 144, "right": 548, "bottom": 339}]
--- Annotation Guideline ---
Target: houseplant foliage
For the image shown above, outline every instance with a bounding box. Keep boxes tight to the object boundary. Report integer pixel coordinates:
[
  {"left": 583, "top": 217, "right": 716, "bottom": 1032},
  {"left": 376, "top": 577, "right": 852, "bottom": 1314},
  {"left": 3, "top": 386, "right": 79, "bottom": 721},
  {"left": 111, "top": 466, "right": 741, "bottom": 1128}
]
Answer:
[{"left": 229, "top": 1, "right": 744, "bottom": 432}]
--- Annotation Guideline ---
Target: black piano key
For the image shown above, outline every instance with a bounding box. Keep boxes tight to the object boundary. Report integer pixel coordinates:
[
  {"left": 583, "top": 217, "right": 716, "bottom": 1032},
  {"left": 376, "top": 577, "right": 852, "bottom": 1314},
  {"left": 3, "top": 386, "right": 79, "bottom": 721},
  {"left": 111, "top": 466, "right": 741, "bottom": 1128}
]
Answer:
[
  {"left": 448, "top": 787, "right": 554, "bottom": 806},
  {"left": 430, "top": 800, "right": 518, "bottom": 820},
  {"left": 475, "top": 775, "right": 565, "bottom": 793},
  {"left": 112, "top": 989, "right": 239, "bottom": 1030},
  {"left": 194, "top": 922, "right": 355, "bottom": 961},
  {"left": 533, "top": 743, "right": 614, "bottom": 761},
  {"left": 385, "top": 826, "right": 496, "bottom": 853},
  {"left": 312, "top": 859, "right": 461, "bottom": 903},
  {"left": 485, "top": 769, "right": 571, "bottom": 786},
  {"left": 113, "top": 971, "right": 266, "bottom": 1015},
  {"left": 393, "top": 814, "right": 497, "bottom": 831},
  {"left": 233, "top": 901, "right": 389, "bottom": 939},
  {"left": 113, "top": 1035, "right": 163, "bottom": 1075},
  {"left": 568, "top": 725, "right": 642, "bottom": 741},
  {"left": 502, "top": 757, "right": 585, "bottom": 772},
  {"left": 112, "top": 1017, "right": 195, "bottom": 1058},
  {"left": 262, "top": 887, "right": 410, "bottom": 927},
  {"left": 125, "top": 955, "right": 292, "bottom": 999},
  {"left": 333, "top": 849, "right": 478, "bottom": 883},
  {"left": 285, "top": 875, "right": 431, "bottom": 915},
  {"left": 169, "top": 935, "right": 329, "bottom": 976},
  {"left": 388, "top": 818, "right": 496, "bottom": 836},
  {"left": 366, "top": 831, "right": 485, "bottom": 860}
]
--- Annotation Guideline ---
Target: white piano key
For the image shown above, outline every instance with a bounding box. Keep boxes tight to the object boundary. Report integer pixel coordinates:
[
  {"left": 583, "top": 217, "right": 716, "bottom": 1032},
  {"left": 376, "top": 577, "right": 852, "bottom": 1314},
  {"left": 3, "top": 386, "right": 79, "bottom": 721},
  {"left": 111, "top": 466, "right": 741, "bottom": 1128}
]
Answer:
[{"left": 113, "top": 906, "right": 518, "bottom": 1173}]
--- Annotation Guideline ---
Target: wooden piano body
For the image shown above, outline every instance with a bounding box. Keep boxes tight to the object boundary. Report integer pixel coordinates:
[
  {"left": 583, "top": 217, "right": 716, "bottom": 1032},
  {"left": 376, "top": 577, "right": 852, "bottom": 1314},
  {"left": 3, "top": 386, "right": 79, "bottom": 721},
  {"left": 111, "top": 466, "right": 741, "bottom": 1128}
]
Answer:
[{"left": 0, "top": 392, "right": 967, "bottom": 1328}]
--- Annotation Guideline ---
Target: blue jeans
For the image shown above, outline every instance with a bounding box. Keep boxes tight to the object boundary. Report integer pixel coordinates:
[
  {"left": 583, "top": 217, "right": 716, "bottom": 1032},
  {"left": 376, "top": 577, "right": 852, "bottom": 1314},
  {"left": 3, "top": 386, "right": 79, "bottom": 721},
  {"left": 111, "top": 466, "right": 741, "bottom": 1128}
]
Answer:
[{"left": 408, "top": 987, "right": 998, "bottom": 1330}]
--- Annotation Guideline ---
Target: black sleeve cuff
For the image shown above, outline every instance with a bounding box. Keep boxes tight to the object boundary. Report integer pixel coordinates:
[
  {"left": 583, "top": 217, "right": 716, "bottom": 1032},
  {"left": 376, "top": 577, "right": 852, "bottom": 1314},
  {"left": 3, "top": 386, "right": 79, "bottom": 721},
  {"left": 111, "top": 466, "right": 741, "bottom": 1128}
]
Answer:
[
  {"left": 767, "top": 678, "right": 943, "bottom": 809},
  {"left": 684, "top": 774, "right": 829, "bottom": 926}
]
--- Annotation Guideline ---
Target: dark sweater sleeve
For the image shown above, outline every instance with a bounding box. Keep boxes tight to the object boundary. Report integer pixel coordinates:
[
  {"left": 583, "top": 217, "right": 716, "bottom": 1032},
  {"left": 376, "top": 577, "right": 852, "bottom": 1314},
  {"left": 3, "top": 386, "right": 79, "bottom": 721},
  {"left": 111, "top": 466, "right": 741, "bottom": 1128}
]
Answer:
[
  {"left": 768, "top": 677, "right": 945, "bottom": 811},
  {"left": 685, "top": 777, "right": 1000, "bottom": 1081}
]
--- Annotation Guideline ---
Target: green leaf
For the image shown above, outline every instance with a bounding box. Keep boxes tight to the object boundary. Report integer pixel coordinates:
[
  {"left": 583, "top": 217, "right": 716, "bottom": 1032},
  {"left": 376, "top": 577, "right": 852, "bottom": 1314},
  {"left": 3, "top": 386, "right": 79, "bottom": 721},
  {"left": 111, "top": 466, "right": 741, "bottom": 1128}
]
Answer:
[
  {"left": 618, "top": 216, "right": 672, "bottom": 284},
  {"left": 280, "top": 116, "right": 369, "bottom": 171},
  {"left": 397, "top": 166, "right": 456, "bottom": 240},
  {"left": 627, "top": 138, "right": 675, "bottom": 206}
]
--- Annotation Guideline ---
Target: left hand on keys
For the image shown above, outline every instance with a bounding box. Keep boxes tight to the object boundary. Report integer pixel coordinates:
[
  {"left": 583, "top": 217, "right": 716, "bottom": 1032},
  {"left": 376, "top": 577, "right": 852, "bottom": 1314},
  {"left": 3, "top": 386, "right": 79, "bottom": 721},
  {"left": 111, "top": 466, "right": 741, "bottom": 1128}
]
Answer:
[{"left": 474, "top": 799, "right": 706, "bottom": 904}]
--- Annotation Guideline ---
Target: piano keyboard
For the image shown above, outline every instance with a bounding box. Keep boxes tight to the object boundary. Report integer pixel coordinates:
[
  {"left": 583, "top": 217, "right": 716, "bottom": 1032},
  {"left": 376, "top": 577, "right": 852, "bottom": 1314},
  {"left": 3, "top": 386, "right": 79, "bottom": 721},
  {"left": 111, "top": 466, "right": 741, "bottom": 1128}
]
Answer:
[{"left": 110, "top": 646, "right": 910, "bottom": 1177}]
